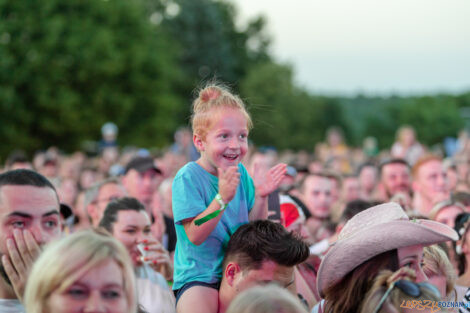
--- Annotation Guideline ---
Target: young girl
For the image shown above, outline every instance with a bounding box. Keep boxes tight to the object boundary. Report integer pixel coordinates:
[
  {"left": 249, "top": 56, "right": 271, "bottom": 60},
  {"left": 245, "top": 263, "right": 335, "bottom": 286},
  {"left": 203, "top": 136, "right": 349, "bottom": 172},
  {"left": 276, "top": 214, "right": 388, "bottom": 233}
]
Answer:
[{"left": 172, "top": 83, "right": 286, "bottom": 313}]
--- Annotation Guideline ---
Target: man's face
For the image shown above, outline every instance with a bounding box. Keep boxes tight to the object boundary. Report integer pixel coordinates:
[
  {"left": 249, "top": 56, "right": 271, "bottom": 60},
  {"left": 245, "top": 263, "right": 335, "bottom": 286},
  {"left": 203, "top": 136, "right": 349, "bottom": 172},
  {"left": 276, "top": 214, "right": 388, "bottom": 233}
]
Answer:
[
  {"left": 413, "top": 160, "right": 449, "bottom": 204},
  {"left": 57, "top": 178, "right": 78, "bottom": 207},
  {"left": 93, "top": 183, "right": 126, "bottom": 223},
  {"left": 230, "top": 260, "right": 295, "bottom": 300},
  {"left": 359, "top": 166, "right": 377, "bottom": 192},
  {"left": 0, "top": 185, "right": 61, "bottom": 282},
  {"left": 42, "top": 163, "right": 58, "bottom": 178},
  {"left": 88, "top": 183, "right": 126, "bottom": 227},
  {"left": 123, "top": 169, "right": 161, "bottom": 207},
  {"left": 342, "top": 177, "right": 360, "bottom": 203},
  {"left": 302, "top": 175, "right": 332, "bottom": 218},
  {"left": 381, "top": 163, "right": 411, "bottom": 199},
  {"left": 111, "top": 210, "right": 152, "bottom": 267}
]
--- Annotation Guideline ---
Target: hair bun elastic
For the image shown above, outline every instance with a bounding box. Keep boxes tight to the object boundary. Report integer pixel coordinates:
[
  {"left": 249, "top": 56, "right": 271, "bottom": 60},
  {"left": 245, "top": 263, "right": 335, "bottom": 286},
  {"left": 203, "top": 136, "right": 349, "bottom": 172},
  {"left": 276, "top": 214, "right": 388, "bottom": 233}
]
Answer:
[{"left": 200, "top": 88, "right": 220, "bottom": 102}]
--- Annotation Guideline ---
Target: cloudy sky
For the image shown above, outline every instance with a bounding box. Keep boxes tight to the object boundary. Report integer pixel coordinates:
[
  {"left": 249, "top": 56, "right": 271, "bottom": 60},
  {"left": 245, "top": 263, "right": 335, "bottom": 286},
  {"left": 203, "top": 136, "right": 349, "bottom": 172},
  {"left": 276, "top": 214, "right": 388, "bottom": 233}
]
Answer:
[{"left": 236, "top": 0, "right": 470, "bottom": 96}]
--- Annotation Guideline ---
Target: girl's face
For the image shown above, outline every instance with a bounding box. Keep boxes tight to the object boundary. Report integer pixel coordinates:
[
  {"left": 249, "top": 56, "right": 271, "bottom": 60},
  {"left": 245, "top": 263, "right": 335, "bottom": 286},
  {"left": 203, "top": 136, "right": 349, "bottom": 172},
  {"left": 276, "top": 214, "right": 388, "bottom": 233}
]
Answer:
[
  {"left": 195, "top": 108, "right": 249, "bottom": 176},
  {"left": 397, "top": 244, "right": 426, "bottom": 282},
  {"left": 47, "top": 259, "right": 129, "bottom": 313}
]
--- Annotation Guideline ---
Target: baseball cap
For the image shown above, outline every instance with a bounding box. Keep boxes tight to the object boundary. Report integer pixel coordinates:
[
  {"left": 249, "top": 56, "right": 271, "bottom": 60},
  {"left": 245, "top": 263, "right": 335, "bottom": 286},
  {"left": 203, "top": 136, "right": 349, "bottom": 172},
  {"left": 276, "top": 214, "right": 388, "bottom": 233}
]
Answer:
[{"left": 124, "top": 156, "right": 162, "bottom": 175}]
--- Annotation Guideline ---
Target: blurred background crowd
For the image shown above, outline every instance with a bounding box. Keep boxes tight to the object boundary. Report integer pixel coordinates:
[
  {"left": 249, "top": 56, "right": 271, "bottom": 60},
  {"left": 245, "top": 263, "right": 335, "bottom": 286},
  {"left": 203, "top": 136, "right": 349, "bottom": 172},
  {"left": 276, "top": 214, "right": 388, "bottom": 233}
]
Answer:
[{"left": 3, "top": 120, "right": 470, "bottom": 312}]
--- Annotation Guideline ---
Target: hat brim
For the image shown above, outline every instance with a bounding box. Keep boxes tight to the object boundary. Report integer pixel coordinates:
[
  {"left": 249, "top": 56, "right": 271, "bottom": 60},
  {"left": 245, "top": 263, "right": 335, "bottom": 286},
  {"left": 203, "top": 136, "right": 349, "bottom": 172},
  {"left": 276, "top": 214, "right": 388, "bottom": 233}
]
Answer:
[{"left": 317, "top": 219, "right": 458, "bottom": 297}]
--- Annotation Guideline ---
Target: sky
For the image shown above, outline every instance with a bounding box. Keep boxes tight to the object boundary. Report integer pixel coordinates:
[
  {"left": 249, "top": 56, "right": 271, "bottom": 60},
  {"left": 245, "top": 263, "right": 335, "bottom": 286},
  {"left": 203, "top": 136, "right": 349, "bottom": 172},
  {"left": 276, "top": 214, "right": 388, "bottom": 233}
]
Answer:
[{"left": 235, "top": 0, "right": 470, "bottom": 96}]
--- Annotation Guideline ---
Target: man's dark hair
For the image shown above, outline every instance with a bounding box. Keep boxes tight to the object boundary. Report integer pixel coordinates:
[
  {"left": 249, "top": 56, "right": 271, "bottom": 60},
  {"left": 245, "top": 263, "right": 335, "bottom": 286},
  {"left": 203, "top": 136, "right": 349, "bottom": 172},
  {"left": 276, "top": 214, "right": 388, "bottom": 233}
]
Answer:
[
  {"left": 223, "top": 220, "right": 309, "bottom": 271},
  {"left": 99, "top": 197, "right": 146, "bottom": 233},
  {"left": 378, "top": 158, "right": 410, "bottom": 178},
  {"left": 0, "top": 169, "right": 56, "bottom": 191}
]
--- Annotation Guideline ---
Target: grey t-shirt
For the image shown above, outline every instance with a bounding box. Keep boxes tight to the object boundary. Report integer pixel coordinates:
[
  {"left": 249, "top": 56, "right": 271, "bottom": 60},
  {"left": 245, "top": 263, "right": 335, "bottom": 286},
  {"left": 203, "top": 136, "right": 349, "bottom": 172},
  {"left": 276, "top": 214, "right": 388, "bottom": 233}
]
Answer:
[{"left": 0, "top": 299, "right": 25, "bottom": 313}]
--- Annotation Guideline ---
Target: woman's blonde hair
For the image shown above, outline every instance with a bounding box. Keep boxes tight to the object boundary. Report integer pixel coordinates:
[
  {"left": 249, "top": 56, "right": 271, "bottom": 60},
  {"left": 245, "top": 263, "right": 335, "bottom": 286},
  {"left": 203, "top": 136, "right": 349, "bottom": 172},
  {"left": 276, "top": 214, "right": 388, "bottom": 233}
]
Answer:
[
  {"left": 226, "top": 284, "right": 307, "bottom": 313},
  {"left": 423, "top": 244, "right": 456, "bottom": 298},
  {"left": 24, "top": 229, "right": 137, "bottom": 313},
  {"left": 360, "top": 269, "right": 443, "bottom": 313},
  {"left": 191, "top": 83, "right": 252, "bottom": 140}
]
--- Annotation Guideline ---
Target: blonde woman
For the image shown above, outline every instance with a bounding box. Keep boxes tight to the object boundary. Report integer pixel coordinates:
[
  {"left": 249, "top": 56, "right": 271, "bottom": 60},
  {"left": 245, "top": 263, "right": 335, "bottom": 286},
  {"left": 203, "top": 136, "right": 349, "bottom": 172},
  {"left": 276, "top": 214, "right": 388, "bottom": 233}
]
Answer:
[
  {"left": 423, "top": 244, "right": 468, "bottom": 304},
  {"left": 226, "top": 284, "right": 307, "bottom": 313},
  {"left": 24, "top": 229, "right": 140, "bottom": 313},
  {"left": 360, "top": 268, "right": 443, "bottom": 313}
]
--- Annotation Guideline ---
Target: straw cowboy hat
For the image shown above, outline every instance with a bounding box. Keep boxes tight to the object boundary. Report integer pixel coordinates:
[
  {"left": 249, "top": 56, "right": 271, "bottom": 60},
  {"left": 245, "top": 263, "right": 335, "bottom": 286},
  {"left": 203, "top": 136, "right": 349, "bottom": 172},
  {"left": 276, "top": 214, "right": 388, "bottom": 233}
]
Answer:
[{"left": 317, "top": 202, "right": 458, "bottom": 297}]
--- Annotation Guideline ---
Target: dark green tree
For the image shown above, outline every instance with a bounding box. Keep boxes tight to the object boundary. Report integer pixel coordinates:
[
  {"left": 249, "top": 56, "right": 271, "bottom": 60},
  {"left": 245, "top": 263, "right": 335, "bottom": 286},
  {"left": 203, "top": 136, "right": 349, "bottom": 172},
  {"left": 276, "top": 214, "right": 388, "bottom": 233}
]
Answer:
[
  {"left": 160, "top": 0, "right": 271, "bottom": 121},
  {"left": 348, "top": 95, "right": 465, "bottom": 149},
  {"left": 0, "top": 0, "right": 183, "bottom": 158}
]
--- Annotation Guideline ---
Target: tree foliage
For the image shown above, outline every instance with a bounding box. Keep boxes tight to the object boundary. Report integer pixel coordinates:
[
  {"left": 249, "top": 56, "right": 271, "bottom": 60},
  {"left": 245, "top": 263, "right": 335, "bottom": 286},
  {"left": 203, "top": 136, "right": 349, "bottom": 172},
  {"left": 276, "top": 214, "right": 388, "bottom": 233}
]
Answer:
[
  {"left": 0, "top": 0, "right": 182, "bottom": 157},
  {"left": 343, "top": 94, "right": 466, "bottom": 149},
  {"left": 0, "top": 0, "right": 468, "bottom": 159},
  {"left": 160, "top": 0, "right": 270, "bottom": 110}
]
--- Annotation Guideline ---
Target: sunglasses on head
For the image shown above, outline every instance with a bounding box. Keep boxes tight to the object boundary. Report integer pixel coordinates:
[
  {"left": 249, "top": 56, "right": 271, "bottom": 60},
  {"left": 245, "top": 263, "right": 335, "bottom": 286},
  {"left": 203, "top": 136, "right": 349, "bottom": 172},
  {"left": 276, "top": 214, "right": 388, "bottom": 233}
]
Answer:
[
  {"left": 372, "top": 280, "right": 441, "bottom": 313},
  {"left": 456, "top": 213, "right": 470, "bottom": 236}
]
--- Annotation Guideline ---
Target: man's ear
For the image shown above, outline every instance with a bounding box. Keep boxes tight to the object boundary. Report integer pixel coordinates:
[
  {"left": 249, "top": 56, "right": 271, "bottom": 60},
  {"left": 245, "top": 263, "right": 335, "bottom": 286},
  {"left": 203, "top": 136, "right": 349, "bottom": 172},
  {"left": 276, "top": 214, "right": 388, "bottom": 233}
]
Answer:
[
  {"left": 224, "top": 262, "right": 241, "bottom": 287},
  {"left": 193, "top": 134, "right": 205, "bottom": 152}
]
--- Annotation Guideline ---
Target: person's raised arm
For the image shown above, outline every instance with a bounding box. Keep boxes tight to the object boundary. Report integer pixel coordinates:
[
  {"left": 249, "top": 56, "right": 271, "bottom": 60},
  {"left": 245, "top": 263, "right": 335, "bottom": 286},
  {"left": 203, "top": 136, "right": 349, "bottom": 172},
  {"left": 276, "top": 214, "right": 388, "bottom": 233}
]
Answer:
[
  {"left": 250, "top": 163, "right": 287, "bottom": 221},
  {"left": 183, "top": 166, "right": 240, "bottom": 245}
]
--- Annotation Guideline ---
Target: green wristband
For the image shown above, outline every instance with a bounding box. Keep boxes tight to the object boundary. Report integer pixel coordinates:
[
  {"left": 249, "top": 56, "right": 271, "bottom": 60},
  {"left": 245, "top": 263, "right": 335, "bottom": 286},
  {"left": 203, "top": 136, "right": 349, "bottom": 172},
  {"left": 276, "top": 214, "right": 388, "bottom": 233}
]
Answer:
[
  {"left": 214, "top": 193, "right": 227, "bottom": 210},
  {"left": 194, "top": 194, "right": 227, "bottom": 226}
]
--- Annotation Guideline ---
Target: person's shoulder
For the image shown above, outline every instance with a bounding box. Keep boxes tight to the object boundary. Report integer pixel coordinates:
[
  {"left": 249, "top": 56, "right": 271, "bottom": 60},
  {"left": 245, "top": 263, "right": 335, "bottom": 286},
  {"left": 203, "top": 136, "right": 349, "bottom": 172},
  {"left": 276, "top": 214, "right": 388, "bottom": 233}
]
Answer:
[
  {"left": 238, "top": 162, "right": 253, "bottom": 178},
  {"left": 174, "top": 162, "right": 201, "bottom": 180},
  {"left": 172, "top": 162, "right": 211, "bottom": 197}
]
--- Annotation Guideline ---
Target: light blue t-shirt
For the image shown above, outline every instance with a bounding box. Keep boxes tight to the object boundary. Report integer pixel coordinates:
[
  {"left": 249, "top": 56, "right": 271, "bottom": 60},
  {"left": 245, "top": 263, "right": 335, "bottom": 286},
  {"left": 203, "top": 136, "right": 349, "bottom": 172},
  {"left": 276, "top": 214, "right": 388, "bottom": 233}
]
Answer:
[{"left": 172, "top": 162, "right": 255, "bottom": 290}]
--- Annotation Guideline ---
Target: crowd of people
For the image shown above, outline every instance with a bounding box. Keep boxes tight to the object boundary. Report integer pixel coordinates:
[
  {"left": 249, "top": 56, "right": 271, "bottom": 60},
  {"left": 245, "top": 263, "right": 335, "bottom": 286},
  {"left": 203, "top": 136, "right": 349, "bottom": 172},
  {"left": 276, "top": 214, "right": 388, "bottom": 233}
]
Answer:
[{"left": 1, "top": 83, "right": 470, "bottom": 313}]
